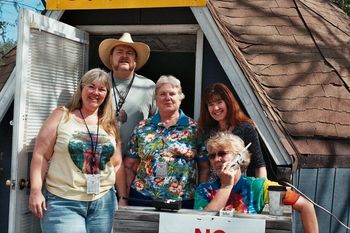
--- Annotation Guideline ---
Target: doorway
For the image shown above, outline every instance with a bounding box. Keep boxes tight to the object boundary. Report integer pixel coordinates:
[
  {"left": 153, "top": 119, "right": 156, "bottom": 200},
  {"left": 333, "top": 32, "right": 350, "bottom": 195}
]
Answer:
[
  {"left": 89, "top": 33, "right": 197, "bottom": 118},
  {"left": 0, "top": 102, "right": 13, "bottom": 232}
]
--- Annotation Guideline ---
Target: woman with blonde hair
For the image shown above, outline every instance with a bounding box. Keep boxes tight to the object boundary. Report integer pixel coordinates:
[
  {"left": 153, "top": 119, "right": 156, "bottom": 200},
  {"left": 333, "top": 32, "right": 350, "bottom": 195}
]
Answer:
[
  {"left": 195, "top": 131, "right": 318, "bottom": 233},
  {"left": 29, "top": 68, "right": 126, "bottom": 233}
]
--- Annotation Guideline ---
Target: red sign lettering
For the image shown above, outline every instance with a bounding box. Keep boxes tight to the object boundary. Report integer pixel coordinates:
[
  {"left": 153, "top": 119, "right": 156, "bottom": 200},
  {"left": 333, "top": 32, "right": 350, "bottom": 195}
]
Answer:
[{"left": 194, "top": 229, "right": 225, "bottom": 233}]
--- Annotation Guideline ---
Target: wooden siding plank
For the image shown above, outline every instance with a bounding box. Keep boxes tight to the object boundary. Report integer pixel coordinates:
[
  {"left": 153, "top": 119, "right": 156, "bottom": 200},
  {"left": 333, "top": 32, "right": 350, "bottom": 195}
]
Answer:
[
  {"left": 315, "top": 168, "right": 335, "bottom": 233},
  {"left": 293, "top": 169, "right": 317, "bottom": 232},
  {"left": 331, "top": 168, "right": 350, "bottom": 233}
]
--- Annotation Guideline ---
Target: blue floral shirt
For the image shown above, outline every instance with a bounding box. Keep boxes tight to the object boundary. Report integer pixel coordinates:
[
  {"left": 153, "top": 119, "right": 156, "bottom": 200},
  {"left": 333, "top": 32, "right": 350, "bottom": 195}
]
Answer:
[{"left": 126, "top": 110, "right": 207, "bottom": 200}]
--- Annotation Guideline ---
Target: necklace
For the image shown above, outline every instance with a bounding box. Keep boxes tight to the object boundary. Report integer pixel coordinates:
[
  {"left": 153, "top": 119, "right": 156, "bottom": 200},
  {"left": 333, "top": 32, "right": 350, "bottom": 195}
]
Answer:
[
  {"left": 111, "top": 73, "right": 135, "bottom": 124},
  {"left": 79, "top": 109, "right": 99, "bottom": 174}
]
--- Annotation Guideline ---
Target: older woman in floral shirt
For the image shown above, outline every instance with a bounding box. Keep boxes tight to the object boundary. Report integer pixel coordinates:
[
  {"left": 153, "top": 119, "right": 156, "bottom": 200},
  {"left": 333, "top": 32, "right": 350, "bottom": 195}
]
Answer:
[{"left": 124, "top": 75, "right": 209, "bottom": 208}]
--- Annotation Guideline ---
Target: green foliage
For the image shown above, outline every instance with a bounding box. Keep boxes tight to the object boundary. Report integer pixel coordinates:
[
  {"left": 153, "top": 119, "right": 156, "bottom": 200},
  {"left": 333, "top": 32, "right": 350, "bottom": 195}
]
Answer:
[
  {"left": 333, "top": 0, "right": 350, "bottom": 16},
  {"left": 0, "top": 39, "right": 16, "bottom": 57},
  {"left": 0, "top": 20, "right": 16, "bottom": 56}
]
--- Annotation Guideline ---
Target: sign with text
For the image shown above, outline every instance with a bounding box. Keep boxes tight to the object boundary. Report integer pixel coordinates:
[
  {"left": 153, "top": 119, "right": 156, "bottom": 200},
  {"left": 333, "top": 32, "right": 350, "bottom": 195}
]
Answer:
[
  {"left": 46, "top": 0, "right": 207, "bottom": 10},
  {"left": 159, "top": 213, "right": 265, "bottom": 233}
]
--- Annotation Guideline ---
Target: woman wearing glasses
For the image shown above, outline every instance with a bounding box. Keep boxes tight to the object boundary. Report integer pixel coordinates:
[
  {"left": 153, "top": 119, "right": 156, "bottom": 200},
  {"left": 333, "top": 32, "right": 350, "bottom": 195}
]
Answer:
[
  {"left": 29, "top": 68, "right": 126, "bottom": 233},
  {"left": 197, "top": 83, "right": 267, "bottom": 178},
  {"left": 194, "top": 132, "right": 318, "bottom": 233}
]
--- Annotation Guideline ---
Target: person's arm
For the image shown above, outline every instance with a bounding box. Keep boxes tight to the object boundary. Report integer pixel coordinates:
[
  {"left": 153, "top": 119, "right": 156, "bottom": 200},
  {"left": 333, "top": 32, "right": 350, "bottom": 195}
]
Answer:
[
  {"left": 255, "top": 166, "right": 267, "bottom": 178},
  {"left": 112, "top": 142, "right": 127, "bottom": 206},
  {"left": 292, "top": 196, "right": 319, "bottom": 233},
  {"left": 204, "top": 184, "right": 233, "bottom": 211},
  {"left": 29, "top": 108, "right": 63, "bottom": 218},
  {"left": 198, "top": 160, "right": 210, "bottom": 183},
  {"left": 237, "top": 123, "right": 267, "bottom": 178},
  {"left": 204, "top": 167, "right": 240, "bottom": 211},
  {"left": 124, "top": 157, "right": 140, "bottom": 196}
]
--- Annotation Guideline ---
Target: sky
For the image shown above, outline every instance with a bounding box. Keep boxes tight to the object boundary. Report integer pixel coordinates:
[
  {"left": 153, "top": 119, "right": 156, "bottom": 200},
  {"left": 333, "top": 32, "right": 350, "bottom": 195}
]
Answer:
[{"left": 0, "top": 0, "right": 45, "bottom": 41}]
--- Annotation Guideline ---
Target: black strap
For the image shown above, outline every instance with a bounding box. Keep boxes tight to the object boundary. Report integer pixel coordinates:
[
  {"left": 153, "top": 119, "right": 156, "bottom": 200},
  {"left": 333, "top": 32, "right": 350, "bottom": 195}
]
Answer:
[
  {"left": 79, "top": 109, "right": 99, "bottom": 174},
  {"left": 111, "top": 73, "right": 135, "bottom": 116}
]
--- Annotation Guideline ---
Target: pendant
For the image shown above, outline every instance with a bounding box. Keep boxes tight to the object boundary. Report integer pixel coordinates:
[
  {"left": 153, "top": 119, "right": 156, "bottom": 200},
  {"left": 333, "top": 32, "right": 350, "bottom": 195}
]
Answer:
[{"left": 116, "top": 109, "right": 128, "bottom": 124}]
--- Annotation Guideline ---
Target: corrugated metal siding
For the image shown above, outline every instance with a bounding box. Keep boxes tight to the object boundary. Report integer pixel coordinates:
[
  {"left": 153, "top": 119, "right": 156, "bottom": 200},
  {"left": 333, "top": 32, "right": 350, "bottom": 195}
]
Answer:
[
  {"left": 293, "top": 168, "right": 350, "bottom": 233},
  {"left": 24, "top": 29, "right": 85, "bottom": 152}
]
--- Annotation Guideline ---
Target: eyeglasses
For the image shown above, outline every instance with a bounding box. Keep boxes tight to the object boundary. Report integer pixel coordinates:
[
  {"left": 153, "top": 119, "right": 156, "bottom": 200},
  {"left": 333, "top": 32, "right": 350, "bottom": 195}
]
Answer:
[{"left": 208, "top": 150, "right": 230, "bottom": 160}]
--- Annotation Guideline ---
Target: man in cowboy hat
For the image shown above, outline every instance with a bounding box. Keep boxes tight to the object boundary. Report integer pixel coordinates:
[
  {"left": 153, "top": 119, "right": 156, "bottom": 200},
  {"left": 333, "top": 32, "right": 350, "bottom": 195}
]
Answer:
[{"left": 99, "top": 32, "right": 157, "bottom": 156}]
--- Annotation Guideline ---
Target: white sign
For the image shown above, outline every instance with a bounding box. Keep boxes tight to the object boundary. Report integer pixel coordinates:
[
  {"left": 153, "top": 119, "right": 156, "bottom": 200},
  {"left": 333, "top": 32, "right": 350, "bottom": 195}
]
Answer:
[{"left": 159, "top": 212, "right": 265, "bottom": 233}]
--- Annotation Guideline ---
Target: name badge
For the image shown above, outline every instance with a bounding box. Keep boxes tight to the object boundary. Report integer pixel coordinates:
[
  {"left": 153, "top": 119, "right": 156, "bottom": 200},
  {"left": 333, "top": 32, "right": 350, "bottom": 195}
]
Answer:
[
  {"left": 155, "top": 161, "right": 167, "bottom": 178},
  {"left": 86, "top": 174, "right": 100, "bottom": 194}
]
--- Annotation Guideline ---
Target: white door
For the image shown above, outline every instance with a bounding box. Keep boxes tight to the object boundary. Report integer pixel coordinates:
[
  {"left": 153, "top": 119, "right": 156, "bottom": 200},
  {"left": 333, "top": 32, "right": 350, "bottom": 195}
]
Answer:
[{"left": 8, "top": 9, "right": 89, "bottom": 233}]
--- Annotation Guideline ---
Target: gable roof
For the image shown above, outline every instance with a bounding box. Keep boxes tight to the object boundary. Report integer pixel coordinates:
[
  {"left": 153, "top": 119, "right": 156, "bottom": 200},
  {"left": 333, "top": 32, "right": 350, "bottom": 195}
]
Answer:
[
  {"left": 207, "top": 0, "right": 350, "bottom": 167},
  {"left": 0, "top": 47, "right": 16, "bottom": 122},
  {"left": 0, "top": 47, "right": 16, "bottom": 90}
]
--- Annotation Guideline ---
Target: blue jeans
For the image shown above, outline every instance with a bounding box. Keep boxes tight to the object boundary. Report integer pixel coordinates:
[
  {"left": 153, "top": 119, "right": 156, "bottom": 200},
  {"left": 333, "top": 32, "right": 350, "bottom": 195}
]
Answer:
[{"left": 41, "top": 189, "right": 117, "bottom": 233}]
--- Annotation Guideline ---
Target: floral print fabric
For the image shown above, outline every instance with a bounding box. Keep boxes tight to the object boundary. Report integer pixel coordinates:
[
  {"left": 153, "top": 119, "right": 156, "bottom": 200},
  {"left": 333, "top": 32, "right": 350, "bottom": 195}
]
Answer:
[{"left": 126, "top": 110, "right": 207, "bottom": 200}]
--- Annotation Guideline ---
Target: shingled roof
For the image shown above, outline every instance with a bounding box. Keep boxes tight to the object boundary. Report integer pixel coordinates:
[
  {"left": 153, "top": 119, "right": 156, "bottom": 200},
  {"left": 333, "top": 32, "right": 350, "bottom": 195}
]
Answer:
[
  {"left": 0, "top": 47, "right": 16, "bottom": 91},
  {"left": 208, "top": 0, "right": 350, "bottom": 168}
]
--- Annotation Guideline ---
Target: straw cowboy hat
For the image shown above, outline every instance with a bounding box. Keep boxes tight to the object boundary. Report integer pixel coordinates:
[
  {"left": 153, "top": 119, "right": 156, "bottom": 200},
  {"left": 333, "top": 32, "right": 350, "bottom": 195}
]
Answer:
[{"left": 98, "top": 32, "right": 150, "bottom": 71}]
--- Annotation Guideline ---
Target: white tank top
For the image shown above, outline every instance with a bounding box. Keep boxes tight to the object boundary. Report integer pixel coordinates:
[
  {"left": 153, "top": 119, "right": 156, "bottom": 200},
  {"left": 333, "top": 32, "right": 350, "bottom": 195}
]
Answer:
[{"left": 45, "top": 110, "right": 116, "bottom": 201}]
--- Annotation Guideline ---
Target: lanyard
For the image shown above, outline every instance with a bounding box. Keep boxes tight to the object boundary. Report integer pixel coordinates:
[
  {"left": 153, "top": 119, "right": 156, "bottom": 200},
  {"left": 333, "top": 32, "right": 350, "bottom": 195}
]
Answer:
[
  {"left": 111, "top": 73, "right": 135, "bottom": 115},
  {"left": 79, "top": 109, "right": 99, "bottom": 174}
]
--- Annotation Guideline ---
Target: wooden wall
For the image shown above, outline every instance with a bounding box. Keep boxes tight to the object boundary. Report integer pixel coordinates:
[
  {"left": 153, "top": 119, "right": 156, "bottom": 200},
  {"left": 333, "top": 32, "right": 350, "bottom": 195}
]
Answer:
[{"left": 293, "top": 168, "right": 350, "bottom": 233}]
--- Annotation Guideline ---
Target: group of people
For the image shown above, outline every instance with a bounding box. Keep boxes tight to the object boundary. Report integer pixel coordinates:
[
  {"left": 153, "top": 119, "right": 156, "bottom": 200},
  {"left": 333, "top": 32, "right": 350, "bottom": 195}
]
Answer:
[{"left": 28, "top": 32, "right": 318, "bottom": 233}]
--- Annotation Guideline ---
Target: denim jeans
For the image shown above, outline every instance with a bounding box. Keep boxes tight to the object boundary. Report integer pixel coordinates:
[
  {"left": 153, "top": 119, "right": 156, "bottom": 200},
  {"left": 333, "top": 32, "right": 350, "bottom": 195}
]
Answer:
[{"left": 41, "top": 189, "right": 117, "bottom": 233}]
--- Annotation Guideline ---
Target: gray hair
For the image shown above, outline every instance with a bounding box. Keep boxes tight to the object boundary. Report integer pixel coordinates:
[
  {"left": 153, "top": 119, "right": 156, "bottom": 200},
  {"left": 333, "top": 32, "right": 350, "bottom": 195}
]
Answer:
[{"left": 155, "top": 75, "right": 185, "bottom": 100}]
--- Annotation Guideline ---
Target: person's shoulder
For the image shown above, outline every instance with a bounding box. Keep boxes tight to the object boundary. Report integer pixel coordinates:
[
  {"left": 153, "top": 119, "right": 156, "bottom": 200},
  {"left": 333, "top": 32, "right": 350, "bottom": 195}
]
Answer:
[
  {"left": 235, "top": 122, "right": 256, "bottom": 135},
  {"left": 198, "top": 179, "right": 220, "bottom": 190},
  {"left": 43, "top": 106, "right": 67, "bottom": 126},
  {"left": 179, "top": 112, "right": 198, "bottom": 128},
  {"left": 135, "top": 116, "right": 155, "bottom": 130},
  {"left": 188, "top": 116, "right": 197, "bottom": 126},
  {"left": 51, "top": 106, "right": 67, "bottom": 117},
  {"left": 239, "top": 122, "right": 254, "bottom": 130},
  {"left": 135, "top": 74, "right": 155, "bottom": 85},
  {"left": 240, "top": 176, "right": 266, "bottom": 187}
]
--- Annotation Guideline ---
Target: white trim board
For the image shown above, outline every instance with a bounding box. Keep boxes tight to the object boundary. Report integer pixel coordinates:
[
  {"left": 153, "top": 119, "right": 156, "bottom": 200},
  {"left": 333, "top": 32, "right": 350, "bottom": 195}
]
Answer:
[
  {"left": 0, "top": 68, "right": 15, "bottom": 122},
  {"left": 77, "top": 24, "right": 200, "bottom": 35}
]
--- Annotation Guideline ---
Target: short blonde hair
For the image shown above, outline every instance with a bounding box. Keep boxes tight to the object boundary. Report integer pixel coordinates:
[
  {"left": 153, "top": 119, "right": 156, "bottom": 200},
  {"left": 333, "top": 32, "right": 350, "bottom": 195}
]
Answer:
[
  {"left": 207, "top": 131, "right": 251, "bottom": 170},
  {"left": 155, "top": 75, "right": 185, "bottom": 100},
  {"left": 66, "top": 68, "right": 119, "bottom": 139}
]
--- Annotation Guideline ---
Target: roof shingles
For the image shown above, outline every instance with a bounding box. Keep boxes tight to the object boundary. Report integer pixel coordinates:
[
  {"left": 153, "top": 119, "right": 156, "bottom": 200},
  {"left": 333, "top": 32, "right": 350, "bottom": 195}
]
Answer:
[{"left": 209, "top": 0, "right": 350, "bottom": 167}]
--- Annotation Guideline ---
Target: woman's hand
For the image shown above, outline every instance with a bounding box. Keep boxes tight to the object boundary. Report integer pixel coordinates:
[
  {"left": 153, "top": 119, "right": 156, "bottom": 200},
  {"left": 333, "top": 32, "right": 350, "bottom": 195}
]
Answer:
[
  {"left": 218, "top": 161, "right": 239, "bottom": 188},
  {"left": 29, "top": 190, "right": 46, "bottom": 219},
  {"left": 118, "top": 197, "right": 128, "bottom": 207}
]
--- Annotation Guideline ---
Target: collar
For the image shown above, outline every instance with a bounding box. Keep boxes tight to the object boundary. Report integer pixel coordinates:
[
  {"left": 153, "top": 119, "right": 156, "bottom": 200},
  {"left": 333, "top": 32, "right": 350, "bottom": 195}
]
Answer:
[
  {"left": 150, "top": 110, "right": 189, "bottom": 126},
  {"left": 109, "top": 72, "right": 136, "bottom": 84}
]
